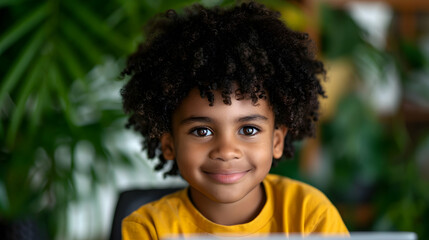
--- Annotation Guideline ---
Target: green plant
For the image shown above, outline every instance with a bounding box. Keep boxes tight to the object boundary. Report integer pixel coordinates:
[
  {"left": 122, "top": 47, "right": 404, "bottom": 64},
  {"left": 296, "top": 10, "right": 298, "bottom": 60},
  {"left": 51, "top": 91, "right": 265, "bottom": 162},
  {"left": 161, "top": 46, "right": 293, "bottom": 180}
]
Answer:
[
  {"left": 3, "top": 1, "right": 427, "bottom": 239},
  {"left": 316, "top": 3, "right": 429, "bottom": 238},
  {"left": 0, "top": 0, "right": 239, "bottom": 238}
]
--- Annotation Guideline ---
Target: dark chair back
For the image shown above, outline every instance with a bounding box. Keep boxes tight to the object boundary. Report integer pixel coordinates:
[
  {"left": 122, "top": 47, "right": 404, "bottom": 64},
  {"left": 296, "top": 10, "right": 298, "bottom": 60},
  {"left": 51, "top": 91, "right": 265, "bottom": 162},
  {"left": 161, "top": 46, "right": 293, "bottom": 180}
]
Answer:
[{"left": 109, "top": 187, "right": 183, "bottom": 240}]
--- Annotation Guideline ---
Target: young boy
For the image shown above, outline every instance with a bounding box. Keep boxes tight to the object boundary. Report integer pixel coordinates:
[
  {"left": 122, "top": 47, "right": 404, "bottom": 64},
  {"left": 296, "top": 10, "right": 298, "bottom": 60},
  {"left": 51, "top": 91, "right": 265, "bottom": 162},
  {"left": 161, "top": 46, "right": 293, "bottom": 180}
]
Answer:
[{"left": 120, "top": 2, "right": 348, "bottom": 239}]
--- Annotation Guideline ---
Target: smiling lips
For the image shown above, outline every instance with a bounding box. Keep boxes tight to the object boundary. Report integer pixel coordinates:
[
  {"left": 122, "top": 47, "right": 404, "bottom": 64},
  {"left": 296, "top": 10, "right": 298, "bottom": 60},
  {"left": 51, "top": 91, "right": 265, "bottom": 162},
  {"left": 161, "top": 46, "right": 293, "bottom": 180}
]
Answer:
[{"left": 204, "top": 170, "right": 250, "bottom": 184}]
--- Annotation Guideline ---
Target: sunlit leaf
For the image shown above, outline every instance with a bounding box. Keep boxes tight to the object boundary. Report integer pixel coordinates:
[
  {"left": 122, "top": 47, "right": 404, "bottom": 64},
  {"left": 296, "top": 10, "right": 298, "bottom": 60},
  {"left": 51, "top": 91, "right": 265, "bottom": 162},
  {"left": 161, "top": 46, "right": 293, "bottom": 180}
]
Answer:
[{"left": 0, "top": 2, "right": 48, "bottom": 55}]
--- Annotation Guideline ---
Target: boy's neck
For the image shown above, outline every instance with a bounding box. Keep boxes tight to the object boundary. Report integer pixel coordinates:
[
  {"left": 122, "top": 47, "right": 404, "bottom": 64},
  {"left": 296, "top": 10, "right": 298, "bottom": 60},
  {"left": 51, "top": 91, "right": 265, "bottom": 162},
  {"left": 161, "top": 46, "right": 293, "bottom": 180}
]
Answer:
[{"left": 188, "top": 183, "right": 266, "bottom": 226}]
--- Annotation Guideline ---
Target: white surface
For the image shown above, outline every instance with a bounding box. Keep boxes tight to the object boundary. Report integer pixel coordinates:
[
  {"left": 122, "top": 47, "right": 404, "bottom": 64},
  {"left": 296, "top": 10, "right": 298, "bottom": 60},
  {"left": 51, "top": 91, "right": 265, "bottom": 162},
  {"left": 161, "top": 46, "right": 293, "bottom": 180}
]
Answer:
[{"left": 165, "top": 232, "right": 417, "bottom": 240}]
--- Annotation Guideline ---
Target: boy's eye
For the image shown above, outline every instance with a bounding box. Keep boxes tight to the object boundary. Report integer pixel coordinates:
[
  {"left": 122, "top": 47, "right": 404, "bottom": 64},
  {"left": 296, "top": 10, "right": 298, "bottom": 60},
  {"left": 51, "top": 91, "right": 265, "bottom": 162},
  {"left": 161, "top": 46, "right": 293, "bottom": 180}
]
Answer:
[
  {"left": 239, "top": 126, "right": 259, "bottom": 136},
  {"left": 191, "top": 128, "right": 213, "bottom": 137}
]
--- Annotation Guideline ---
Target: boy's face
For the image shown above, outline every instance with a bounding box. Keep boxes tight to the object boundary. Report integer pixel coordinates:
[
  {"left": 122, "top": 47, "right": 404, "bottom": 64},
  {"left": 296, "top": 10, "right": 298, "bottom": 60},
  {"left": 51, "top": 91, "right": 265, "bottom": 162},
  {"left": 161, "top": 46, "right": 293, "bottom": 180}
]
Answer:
[{"left": 161, "top": 88, "right": 287, "bottom": 205}]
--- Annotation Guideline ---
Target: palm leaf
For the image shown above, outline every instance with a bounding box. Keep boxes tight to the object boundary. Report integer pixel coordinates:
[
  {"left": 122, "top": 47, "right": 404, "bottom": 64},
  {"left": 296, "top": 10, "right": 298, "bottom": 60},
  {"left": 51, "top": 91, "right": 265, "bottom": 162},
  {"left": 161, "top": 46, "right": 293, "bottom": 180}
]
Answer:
[
  {"left": 49, "top": 62, "right": 74, "bottom": 125},
  {"left": 5, "top": 53, "right": 44, "bottom": 145},
  {"left": 61, "top": 17, "right": 104, "bottom": 66},
  {"left": 0, "top": 0, "right": 210, "bottom": 237},
  {"left": 0, "top": 2, "right": 48, "bottom": 55},
  {"left": 62, "top": 0, "right": 131, "bottom": 53},
  {"left": 56, "top": 38, "right": 87, "bottom": 86},
  {"left": 0, "top": 0, "right": 30, "bottom": 7},
  {"left": 0, "top": 25, "right": 48, "bottom": 133},
  {"left": 29, "top": 76, "right": 50, "bottom": 137}
]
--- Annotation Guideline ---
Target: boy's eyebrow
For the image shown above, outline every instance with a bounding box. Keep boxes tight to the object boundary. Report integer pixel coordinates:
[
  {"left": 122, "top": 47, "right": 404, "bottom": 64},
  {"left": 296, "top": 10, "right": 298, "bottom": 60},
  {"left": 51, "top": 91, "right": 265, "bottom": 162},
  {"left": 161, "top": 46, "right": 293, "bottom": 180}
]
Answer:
[
  {"left": 180, "top": 114, "right": 268, "bottom": 125},
  {"left": 237, "top": 114, "right": 268, "bottom": 122},
  {"left": 180, "top": 116, "right": 212, "bottom": 125}
]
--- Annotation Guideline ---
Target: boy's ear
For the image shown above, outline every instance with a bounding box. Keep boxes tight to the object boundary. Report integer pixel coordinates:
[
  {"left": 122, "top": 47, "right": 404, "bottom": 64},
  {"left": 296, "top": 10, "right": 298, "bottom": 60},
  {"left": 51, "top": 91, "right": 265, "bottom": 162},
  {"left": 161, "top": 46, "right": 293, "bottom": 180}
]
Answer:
[
  {"left": 273, "top": 125, "right": 288, "bottom": 159},
  {"left": 160, "top": 133, "right": 175, "bottom": 160}
]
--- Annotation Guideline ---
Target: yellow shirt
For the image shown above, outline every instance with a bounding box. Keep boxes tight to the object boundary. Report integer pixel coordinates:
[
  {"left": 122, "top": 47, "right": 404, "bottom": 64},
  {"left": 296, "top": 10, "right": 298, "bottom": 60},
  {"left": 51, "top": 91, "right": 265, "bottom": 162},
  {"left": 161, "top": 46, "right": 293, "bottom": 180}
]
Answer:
[{"left": 122, "top": 174, "right": 348, "bottom": 239}]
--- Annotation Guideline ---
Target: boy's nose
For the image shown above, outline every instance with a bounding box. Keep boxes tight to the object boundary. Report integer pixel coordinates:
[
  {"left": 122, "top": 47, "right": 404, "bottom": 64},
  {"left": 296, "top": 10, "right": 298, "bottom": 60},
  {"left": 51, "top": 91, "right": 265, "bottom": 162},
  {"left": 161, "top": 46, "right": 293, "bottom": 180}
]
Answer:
[{"left": 208, "top": 135, "right": 242, "bottom": 161}]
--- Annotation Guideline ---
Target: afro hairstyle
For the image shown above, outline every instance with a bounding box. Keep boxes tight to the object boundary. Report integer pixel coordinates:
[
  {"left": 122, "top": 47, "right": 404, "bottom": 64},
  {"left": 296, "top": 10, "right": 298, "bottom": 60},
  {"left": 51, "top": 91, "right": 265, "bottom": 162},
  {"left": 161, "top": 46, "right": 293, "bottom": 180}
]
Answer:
[{"left": 121, "top": 1, "right": 326, "bottom": 177}]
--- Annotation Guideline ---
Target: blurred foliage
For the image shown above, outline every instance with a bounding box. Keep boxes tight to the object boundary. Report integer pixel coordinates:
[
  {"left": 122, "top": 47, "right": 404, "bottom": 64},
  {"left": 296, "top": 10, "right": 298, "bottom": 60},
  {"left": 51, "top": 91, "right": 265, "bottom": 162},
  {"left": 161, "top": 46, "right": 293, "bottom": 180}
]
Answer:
[
  {"left": 319, "top": 96, "right": 429, "bottom": 239},
  {"left": 1, "top": 0, "right": 429, "bottom": 239},
  {"left": 0, "top": 0, "right": 239, "bottom": 238},
  {"left": 320, "top": 4, "right": 364, "bottom": 59},
  {"left": 0, "top": 0, "right": 299, "bottom": 238},
  {"left": 289, "top": 3, "right": 429, "bottom": 239},
  {"left": 276, "top": 2, "right": 429, "bottom": 239}
]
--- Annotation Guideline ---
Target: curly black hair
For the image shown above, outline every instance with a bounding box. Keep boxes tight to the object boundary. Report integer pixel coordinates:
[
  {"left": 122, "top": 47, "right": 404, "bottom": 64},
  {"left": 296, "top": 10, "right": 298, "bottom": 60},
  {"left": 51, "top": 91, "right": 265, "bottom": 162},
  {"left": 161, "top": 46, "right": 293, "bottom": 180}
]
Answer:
[{"left": 121, "top": 1, "right": 326, "bottom": 177}]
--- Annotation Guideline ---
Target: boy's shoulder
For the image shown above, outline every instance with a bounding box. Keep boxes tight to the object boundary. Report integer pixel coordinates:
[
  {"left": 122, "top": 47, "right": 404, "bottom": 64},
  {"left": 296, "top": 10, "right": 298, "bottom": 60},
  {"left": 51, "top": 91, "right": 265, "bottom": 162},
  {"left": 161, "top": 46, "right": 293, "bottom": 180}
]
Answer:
[
  {"left": 265, "top": 174, "right": 348, "bottom": 234},
  {"left": 264, "top": 174, "right": 333, "bottom": 208},
  {"left": 123, "top": 188, "right": 187, "bottom": 224}
]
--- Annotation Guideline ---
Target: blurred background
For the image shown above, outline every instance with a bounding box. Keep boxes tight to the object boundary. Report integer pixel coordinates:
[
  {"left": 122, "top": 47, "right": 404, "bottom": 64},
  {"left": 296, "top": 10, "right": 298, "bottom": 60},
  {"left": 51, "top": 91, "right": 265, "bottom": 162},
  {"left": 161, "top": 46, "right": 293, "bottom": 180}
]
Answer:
[{"left": 1, "top": 0, "right": 428, "bottom": 239}]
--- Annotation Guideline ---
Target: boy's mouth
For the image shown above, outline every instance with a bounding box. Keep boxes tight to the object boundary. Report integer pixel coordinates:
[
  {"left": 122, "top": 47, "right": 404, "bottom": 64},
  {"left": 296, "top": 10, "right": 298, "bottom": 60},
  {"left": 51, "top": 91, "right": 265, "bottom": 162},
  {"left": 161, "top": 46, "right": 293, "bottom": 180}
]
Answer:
[{"left": 203, "top": 170, "right": 250, "bottom": 184}]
